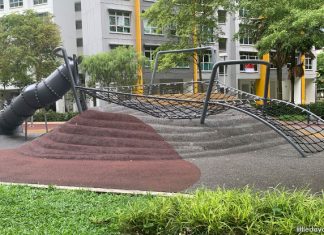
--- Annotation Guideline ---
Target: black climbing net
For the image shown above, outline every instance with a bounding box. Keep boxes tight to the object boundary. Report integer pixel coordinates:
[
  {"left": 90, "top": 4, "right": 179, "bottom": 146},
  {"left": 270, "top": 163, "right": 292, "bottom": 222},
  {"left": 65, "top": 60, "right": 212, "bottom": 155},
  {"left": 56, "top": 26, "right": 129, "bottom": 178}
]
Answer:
[{"left": 77, "top": 81, "right": 324, "bottom": 155}]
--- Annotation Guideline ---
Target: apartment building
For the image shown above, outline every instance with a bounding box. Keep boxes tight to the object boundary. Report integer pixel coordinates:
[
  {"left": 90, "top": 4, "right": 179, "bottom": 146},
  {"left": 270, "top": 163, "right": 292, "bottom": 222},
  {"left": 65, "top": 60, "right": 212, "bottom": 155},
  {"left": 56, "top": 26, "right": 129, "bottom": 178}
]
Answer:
[
  {"left": 0, "top": 0, "right": 317, "bottom": 109},
  {"left": 81, "top": 0, "right": 317, "bottom": 104}
]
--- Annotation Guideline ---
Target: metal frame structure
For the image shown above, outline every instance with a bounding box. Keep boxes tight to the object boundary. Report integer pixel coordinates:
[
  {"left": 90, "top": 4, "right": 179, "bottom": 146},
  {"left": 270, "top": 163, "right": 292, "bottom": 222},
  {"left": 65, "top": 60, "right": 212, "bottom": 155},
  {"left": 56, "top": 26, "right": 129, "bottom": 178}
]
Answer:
[
  {"left": 53, "top": 47, "right": 83, "bottom": 113},
  {"left": 70, "top": 47, "right": 324, "bottom": 157},
  {"left": 150, "top": 46, "right": 217, "bottom": 86}
]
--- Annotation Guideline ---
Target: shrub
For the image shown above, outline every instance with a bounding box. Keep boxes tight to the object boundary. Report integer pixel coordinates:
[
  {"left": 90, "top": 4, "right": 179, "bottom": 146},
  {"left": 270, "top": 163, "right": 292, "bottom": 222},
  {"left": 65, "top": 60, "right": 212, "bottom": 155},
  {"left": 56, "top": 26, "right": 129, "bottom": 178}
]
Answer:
[
  {"left": 305, "top": 102, "right": 324, "bottom": 119},
  {"left": 32, "top": 110, "right": 78, "bottom": 122},
  {"left": 116, "top": 188, "right": 324, "bottom": 235}
]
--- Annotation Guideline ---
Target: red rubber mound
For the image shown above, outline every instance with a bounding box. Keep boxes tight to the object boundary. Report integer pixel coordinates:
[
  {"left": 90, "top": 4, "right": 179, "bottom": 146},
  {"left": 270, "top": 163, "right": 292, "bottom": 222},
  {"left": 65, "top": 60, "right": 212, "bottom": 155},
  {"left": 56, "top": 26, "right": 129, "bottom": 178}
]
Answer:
[
  {"left": 18, "top": 110, "right": 181, "bottom": 160},
  {"left": 0, "top": 110, "right": 200, "bottom": 192}
]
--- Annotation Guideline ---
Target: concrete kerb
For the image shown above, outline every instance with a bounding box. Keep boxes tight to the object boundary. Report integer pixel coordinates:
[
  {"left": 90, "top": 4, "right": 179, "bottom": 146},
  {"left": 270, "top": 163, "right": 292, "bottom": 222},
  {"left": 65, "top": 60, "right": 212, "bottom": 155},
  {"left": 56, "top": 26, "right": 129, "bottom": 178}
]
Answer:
[{"left": 0, "top": 182, "right": 190, "bottom": 197}]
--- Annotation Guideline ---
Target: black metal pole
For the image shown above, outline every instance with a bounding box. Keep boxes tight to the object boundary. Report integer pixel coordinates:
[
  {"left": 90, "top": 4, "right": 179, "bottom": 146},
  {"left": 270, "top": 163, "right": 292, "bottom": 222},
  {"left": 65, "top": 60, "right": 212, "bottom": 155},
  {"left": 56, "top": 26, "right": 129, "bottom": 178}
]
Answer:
[
  {"left": 53, "top": 47, "right": 83, "bottom": 113},
  {"left": 200, "top": 60, "right": 271, "bottom": 124}
]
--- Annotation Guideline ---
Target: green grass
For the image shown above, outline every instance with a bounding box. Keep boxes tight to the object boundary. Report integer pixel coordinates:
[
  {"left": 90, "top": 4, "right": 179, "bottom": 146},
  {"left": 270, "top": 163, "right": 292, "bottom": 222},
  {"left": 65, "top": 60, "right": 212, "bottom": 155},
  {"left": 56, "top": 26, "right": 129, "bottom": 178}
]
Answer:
[
  {"left": 0, "top": 185, "right": 148, "bottom": 234},
  {"left": 0, "top": 186, "right": 323, "bottom": 235},
  {"left": 278, "top": 114, "right": 308, "bottom": 121},
  {"left": 117, "top": 188, "right": 324, "bottom": 235}
]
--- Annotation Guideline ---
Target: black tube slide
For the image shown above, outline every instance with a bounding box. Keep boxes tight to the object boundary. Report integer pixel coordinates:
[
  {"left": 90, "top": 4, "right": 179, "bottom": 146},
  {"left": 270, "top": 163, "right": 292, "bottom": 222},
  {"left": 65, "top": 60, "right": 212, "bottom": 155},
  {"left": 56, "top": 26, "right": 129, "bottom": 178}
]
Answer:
[{"left": 0, "top": 62, "right": 73, "bottom": 134}]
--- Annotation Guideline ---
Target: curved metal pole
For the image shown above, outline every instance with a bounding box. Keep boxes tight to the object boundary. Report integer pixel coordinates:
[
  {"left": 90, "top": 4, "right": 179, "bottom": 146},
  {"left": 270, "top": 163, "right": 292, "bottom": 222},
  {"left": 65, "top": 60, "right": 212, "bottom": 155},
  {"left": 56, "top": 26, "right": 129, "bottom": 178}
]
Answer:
[
  {"left": 211, "top": 101, "right": 307, "bottom": 157},
  {"left": 150, "top": 46, "right": 217, "bottom": 88},
  {"left": 53, "top": 47, "right": 83, "bottom": 113},
  {"left": 201, "top": 60, "right": 271, "bottom": 124}
]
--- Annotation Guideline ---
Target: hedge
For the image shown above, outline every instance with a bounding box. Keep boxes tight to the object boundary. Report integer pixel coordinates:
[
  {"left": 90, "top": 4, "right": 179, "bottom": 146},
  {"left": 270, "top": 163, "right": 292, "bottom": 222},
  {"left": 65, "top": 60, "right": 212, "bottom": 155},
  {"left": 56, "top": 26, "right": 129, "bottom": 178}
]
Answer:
[
  {"left": 31, "top": 102, "right": 324, "bottom": 122},
  {"left": 32, "top": 110, "right": 78, "bottom": 122}
]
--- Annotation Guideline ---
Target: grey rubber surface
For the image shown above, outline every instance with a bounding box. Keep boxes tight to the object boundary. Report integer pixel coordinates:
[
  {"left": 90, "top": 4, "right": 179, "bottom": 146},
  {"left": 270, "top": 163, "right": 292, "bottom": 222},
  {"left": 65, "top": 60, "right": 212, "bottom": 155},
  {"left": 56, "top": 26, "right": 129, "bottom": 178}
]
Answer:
[{"left": 100, "top": 103, "right": 324, "bottom": 193}]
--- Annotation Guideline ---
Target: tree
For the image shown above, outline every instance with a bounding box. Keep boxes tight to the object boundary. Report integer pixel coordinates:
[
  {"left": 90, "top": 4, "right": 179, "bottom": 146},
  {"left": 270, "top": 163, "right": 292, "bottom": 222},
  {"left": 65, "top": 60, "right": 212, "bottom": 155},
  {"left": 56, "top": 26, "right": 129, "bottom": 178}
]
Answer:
[
  {"left": 317, "top": 52, "right": 324, "bottom": 89},
  {"left": 142, "top": 0, "right": 235, "bottom": 80},
  {"left": 239, "top": 0, "right": 324, "bottom": 101},
  {"left": 0, "top": 10, "right": 61, "bottom": 90},
  {"left": 80, "top": 46, "right": 145, "bottom": 87}
]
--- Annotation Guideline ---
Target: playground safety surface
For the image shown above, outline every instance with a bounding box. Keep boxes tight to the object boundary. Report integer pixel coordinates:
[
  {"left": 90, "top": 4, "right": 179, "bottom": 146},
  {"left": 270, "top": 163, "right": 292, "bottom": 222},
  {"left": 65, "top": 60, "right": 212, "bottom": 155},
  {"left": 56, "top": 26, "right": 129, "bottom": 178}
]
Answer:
[
  {"left": 0, "top": 109, "right": 323, "bottom": 193},
  {"left": 0, "top": 110, "right": 200, "bottom": 192}
]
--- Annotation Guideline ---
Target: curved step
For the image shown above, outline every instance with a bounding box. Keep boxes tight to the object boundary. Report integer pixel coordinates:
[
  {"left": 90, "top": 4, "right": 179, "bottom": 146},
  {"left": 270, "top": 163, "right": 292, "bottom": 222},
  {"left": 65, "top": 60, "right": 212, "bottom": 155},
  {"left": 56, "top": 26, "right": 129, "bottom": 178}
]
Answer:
[
  {"left": 19, "top": 141, "right": 179, "bottom": 160},
  {"left": 69, "top": 115, "right": 155, "bottom": 132},
  {"left": 57, "top": 123, "right": 163, "bottom": 141},
  {"left": 181, "top": 139, "right": 289, "bottom": 158},
  {"left": 27, "top": 137, "right": 176, "bottom": 155}
]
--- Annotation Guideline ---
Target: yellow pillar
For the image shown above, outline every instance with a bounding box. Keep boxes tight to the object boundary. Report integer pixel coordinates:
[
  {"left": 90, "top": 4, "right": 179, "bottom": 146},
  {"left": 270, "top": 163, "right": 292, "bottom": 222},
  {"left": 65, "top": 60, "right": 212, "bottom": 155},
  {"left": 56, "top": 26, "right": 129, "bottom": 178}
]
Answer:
[
  {"left": 301, "top": 54, "right": 306, "bottom": 104},
  {"left": 256, "top": 53, "right": 270, "bottom": 98},
  {"left": 193, "top": 51, "right": 199, "bottom": 93},
  {"left": 192, "top": 0, "right": 198, "bottom": 94},
  {"left": 134, "top": 0, "right": 143, "bottom": 94}
]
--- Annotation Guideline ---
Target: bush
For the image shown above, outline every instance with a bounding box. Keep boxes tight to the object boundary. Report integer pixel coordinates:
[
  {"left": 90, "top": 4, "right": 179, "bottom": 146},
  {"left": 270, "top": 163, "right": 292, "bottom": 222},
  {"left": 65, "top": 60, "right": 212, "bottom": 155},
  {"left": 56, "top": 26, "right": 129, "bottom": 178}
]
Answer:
[
  {"left": 116, "top": 188, "right": 324, "bottom": 235},
  {"left": 32, "top": 110, "right": 78, "bottom": 122},
  {"left": 305, "top": 102, "right": 324, "bottom": 119},
  {"left": 254, "top": 101, "right": 324, "bottom": 120}
]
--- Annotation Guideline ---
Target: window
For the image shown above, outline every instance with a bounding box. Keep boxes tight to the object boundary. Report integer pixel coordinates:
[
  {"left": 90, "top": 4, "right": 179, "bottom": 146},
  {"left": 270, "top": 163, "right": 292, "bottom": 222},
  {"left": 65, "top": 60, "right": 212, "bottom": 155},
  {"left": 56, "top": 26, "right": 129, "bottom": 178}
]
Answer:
[
  {"left": 201, "top": 52, "right": 213, "bottom": 71},
  {"left": 219, "top": 65, "right": 227, "bottom": 75},
  {"left": 37, "top": 12, "right": 49, "bottom": 19},
  {"left": 0, "top": 0, "right": 4, "bottom": 10},
  {"left": 109, "top": 10, "right": 131, "bottom": 33},
  {"left": 144, "top": 46, "right": 157, "bottom": 67},
  {"left": 201, "top": 26, "right": 214, "bottom": 43},
  {"left": 240, "top": 52, "right": 258, "bottom": 71},
  {"left": 239, "top": 24, "right": 253, "bottom": 45},
  {"left": 10, "top": 0, "right": 23, "bottom": 8},
  {"left": 305, "top": 57, "right": 312, "bottom": 70},
  {"left": 143, "top": 20, "right": 162, "bottom": 35},
  {"left": 76, "top": 20, "right": 82, "bottom": 30},
  {"left": 34, "top": 0, "right": 47, "bottom": 5},
  {"left": 218, "top": 38, "right": 227, "bottom": 51},
  {"left": 76, "top": 38, "right": 83, "bottom": 47},
  {"left": 218, "top": 10, "right": 226, "bottom": 24},
  {"left": 239, "top": 8, "right": 248, "bottom": 18},
  {"left": 75, "top": 2, "right": 81, "bottom": 12},
  {"left": 240, "top": 36, "right": 253, "bottom": 45},
  {"left": 109, "top": 44, "right": 130, "bottom": 50}
]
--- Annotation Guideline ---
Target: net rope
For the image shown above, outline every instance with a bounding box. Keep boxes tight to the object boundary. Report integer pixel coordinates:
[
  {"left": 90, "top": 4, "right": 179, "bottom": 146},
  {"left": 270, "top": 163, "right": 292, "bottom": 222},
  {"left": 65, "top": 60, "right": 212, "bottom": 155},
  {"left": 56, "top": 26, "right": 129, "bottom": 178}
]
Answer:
[{"left": 77, "top": 80, "right": 324, "bottom": 155}]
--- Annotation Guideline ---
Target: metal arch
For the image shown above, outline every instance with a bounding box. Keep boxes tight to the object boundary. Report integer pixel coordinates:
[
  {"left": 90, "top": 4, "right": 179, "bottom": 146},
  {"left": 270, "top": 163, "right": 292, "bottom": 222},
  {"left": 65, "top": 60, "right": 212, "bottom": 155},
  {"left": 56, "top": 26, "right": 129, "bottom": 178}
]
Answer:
[
  {"left": 201, "top": 59, "right": 271, "bottom": 124},
  {"left": 150, "top": 46, "right": 217, "bottom": 86},
  {"left": 77, "top": 83, "right": 324, "bottom": 157}
]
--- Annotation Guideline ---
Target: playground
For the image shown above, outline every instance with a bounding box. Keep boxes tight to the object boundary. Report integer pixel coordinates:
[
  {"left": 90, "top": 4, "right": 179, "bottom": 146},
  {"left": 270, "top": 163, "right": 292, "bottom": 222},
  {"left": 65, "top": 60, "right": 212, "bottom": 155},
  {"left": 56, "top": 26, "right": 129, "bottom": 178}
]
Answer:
[{"left": 0, "top": 47, "right": 323, "bottom": 193}]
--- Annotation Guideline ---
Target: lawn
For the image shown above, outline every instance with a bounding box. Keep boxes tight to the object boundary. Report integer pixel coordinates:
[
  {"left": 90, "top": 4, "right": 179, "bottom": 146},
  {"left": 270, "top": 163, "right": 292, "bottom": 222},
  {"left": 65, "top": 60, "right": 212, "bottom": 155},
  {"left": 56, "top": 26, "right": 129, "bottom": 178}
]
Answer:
[
  {"left": 0, "top": 185, "right": 145, "bottom": 234},
  {"left": 0, "top": 185, "right": 323, "bottom": 235}
]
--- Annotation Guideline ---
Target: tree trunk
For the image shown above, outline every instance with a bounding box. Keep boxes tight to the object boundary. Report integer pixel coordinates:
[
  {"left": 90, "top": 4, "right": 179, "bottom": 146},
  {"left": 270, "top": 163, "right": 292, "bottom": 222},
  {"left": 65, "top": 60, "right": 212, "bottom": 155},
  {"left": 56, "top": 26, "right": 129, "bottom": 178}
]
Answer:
[
  {"left": 290, "top": 76, "right": 295, "bottom": 104},
  {"left": 276, "top": 67, "right": 283, "bottom": 100},
  {"left": 289, "top": 50, "right": 296, "bottom": 104}
]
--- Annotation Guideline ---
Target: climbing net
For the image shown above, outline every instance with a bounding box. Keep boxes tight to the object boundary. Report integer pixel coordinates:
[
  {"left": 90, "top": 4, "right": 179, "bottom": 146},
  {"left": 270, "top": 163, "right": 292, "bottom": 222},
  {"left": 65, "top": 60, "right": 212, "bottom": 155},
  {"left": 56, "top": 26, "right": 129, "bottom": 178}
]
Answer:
[{"left": 77, "top": 80, "right": 324, "bottom": 155}]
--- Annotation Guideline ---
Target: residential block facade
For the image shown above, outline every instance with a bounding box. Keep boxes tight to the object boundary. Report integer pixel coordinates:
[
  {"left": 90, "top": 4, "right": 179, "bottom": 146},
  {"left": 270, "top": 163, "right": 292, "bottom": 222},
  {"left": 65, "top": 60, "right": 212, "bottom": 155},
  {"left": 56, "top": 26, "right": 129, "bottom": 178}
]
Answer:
[{"left": 0, "top": 0, "right": 318, "bottom": 111}]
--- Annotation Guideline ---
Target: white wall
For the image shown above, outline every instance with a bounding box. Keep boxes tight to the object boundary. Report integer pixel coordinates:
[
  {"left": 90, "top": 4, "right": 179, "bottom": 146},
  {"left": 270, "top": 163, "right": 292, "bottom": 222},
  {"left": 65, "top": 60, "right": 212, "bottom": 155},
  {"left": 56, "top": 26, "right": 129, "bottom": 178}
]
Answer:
[
  {"left": 81, "top": 0, "right": 103, "bottom": 55},
  {"left": 306, "top": 79, "right": 316, "bottom": 104},
  {"left": 53, "top": 0, "right": 78, "bottom": 56}
]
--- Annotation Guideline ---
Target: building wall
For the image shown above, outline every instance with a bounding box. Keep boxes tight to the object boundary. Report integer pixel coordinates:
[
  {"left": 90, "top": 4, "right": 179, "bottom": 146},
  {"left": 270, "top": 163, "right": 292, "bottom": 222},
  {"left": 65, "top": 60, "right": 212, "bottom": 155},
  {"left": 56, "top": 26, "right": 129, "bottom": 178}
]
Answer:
[{"left": 0, "top": 0, "right": 318, "bottom": 109}]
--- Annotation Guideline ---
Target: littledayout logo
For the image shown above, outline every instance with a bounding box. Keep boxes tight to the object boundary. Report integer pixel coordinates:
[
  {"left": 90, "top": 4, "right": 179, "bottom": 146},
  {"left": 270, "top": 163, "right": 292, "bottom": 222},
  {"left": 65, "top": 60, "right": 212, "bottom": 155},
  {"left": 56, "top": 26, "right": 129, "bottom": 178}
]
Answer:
[{"left": 296, "top": 226, "right": 324, "bottom": 233}]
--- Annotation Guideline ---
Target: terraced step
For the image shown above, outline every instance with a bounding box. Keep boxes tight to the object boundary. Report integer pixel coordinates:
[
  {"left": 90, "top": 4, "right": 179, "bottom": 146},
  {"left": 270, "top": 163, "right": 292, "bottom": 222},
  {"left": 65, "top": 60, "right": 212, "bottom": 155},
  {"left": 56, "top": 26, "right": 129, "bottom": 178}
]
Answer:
[
  {"left": 57, "top": 123, "right": 162, "bottom": 141},
  {"left": 98, "top": 103, "right": 287, "bottom": 158},
  {"left": 170, "top": 130, "right": 278, "bottom": 149},
  {"left": 20, "top": 139, "right": 178, "bottom": 160},
  {"left": 17, "top": 110, "right": 181, "bottom": 161},
  {"left": 180, "top": 139, "right": 289, "bottom": 158}
]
